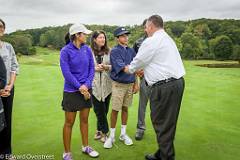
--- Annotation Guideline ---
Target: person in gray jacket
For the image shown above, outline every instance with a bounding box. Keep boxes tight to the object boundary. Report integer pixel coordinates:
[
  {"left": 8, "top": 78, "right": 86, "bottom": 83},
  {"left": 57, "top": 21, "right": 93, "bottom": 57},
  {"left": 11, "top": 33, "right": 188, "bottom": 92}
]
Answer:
[
  {"left": 0, "top": 18, "right": 19, "bottom": 159},
  {"left": 90, "top": 30, "right": 112, "bottom": 143}
]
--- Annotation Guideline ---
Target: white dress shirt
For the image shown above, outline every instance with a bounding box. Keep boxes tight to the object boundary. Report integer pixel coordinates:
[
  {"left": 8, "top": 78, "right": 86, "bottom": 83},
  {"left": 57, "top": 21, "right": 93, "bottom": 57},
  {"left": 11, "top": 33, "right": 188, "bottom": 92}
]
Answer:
[{"left": 129, "top": 29, "right": 185, "bottom": 86}]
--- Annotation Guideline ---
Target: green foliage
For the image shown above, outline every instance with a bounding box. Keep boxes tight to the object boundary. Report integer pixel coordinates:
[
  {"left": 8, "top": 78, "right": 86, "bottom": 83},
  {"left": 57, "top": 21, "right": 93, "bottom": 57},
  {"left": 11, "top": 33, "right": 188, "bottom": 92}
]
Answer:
[
  {"left": 29, "top": 47, "right": 36, "bottom": 55},
  {"left": 210, "top": 35, "right": 233, "bottom": 60},
  {"left": 180, "top": 32, "right": 203, "bottom": 59},
  {"left": 39, "top": 30, "right": 55, "bottom": 47},
  {"left": 193, "top": 24, "right": 212, "bottom": 39},
  {"left": 231, "top": 45, "right": 240, "bottom": 63},
  {"left": 39, "top": 27, "right": 68, "bottom": 49},
  {"left": 5, "top": 18, "right": 240, "bottom": 60},
  {"left": 207, "top": 20, "right": 221, "bottom": 38},
  {"left": 128, "top": 25, "right": 145, "bottom": 47},
  {"left": 165, "top": 27, "right": 175, "bottom": 39},
  {"left": 226, "top": 29, "right": 240, "bottom": 45},
  {"left": 3, "top": 34, "right": 36, "bottom": 55},
  {"left": 174, "top": 38, "right": 183, "bottom": 51},
  {"left": 166, "top": 21, "right": 186, "bottom": 37}
]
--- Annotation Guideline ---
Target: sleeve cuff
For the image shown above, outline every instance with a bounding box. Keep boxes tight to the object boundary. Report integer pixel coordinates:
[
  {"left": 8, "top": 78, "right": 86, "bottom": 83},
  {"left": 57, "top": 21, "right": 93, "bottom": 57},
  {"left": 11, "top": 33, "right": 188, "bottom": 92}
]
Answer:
[
  {"left": 129, "top": 65, "right": 135, "bottom": 74},
  {"left": 75, "top": 83, "right": 81, "bottom": 90},
  {"left": 83, "top": 82, "right": 90, "bottom": 89}
]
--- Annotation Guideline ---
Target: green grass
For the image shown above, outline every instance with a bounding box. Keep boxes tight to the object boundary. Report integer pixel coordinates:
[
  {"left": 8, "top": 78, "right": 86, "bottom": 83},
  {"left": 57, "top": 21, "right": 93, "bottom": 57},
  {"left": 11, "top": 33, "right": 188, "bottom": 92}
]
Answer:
[
  {"left": 18, "top": 47, "right": 59, "bottom": 66},
  {"left": 12, "top": 48, "right": 240, "bottom": 160}
]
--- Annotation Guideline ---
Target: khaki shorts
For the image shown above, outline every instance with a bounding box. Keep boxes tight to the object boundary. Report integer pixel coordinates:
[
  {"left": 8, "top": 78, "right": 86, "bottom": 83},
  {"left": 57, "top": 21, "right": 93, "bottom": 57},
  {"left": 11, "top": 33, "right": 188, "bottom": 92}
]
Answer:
[{"left": 111, "top": 81, "right": 134, "bottom": 111}]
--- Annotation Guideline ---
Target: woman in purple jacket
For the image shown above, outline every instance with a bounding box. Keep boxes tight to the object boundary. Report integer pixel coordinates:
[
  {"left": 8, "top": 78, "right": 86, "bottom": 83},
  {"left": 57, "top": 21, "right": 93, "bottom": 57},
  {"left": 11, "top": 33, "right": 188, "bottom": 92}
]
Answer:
[{"left": 60, "top": 23, "right": 99, "bottom": 160}]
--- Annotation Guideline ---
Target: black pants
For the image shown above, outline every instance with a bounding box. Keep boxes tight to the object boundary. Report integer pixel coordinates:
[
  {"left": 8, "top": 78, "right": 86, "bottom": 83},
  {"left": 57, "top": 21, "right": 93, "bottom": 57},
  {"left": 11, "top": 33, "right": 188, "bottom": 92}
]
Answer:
[
  {"left": 149, "top": 78, "right": 184, "bottom": 160},
  {"left": 92, "top": 94, "right": 111, "bottom": 134},
  {"left": 0, "top": 87, "right": 14, "bottom": 158}
]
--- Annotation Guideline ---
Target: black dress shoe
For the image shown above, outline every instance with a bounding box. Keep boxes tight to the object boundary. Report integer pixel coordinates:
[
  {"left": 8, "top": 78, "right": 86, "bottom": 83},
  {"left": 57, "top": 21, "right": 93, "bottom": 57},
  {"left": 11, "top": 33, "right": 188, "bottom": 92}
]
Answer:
[
  {"left": 145, "top": 154, "right": 161, "bottom": 160},
  {"left": 135, "top": 131, "right": 144, "bottom": 140}
]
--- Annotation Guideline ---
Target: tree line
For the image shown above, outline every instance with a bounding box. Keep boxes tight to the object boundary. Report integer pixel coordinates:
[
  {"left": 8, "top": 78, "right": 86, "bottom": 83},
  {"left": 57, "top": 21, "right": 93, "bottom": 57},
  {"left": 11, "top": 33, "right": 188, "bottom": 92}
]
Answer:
[{"left": 3, "top": 18, "right": 240, "bottom": 62}]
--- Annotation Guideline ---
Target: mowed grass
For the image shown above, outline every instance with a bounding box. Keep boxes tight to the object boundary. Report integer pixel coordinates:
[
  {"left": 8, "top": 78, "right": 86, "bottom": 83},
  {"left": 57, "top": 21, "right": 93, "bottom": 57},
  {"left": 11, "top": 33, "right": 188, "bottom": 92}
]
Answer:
[{"left": 12, "top": 47, "right": 240, "bottom": 160}]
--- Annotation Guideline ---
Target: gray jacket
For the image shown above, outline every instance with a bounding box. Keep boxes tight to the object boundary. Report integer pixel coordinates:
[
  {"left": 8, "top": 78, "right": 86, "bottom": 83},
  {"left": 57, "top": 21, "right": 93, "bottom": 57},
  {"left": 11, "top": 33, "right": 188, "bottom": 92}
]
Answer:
[
  {"left": 0, "top": 42, "right": 19, "bottom": 83},
  {"left": 92, "top": 52, "right": 112, "bottom": 102}
]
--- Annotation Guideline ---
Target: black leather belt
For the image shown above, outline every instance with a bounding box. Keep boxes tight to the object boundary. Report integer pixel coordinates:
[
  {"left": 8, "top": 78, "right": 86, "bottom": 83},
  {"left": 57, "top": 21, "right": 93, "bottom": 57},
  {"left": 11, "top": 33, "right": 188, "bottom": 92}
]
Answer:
[{"left": 145, "top": 77, "right": 179, "bottom": 86}]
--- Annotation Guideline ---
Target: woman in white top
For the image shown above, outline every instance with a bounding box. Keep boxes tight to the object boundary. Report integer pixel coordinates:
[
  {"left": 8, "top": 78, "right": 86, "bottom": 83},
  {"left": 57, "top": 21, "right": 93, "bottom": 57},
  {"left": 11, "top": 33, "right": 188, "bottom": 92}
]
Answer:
[
  {"left": 0, "top": 18, "right": 19, "bottom": 158},
  {"left": 90, "top": 30, "right": 112, "bottom": 143}
]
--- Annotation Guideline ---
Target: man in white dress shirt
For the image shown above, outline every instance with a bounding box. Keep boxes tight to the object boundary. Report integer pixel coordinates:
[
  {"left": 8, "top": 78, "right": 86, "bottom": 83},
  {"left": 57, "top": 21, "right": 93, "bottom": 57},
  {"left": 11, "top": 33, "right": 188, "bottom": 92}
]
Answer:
[{"left": 124, "top": 15, "right": 185, "bottom": 160}]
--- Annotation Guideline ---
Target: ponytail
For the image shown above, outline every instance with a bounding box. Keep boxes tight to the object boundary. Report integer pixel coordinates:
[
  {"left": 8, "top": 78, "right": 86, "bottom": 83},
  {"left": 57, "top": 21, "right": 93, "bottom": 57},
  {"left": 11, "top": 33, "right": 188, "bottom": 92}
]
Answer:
[{"left": 65, "top": 32, "right": 70, "bottom": 45}]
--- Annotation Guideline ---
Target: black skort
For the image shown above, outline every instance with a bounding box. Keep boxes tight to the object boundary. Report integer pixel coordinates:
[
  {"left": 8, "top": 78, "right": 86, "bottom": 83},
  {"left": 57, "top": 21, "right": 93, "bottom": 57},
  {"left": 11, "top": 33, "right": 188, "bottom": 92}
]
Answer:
[{"left": 62, "top": 90, "right": 92, "bottom": 112}]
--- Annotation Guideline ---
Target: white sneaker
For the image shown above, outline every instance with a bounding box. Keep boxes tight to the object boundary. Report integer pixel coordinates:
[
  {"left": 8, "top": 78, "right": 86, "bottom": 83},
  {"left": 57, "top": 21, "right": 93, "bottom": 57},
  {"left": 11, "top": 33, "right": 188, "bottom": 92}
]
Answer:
[
  {"left": 119, "top": 134, "right": 133, "bottom": 146},
  {"left": 103, "top": 137, "right": 115, "bottom": 149},
  {"left": 63, "top": 152, "right": 73, "bottom": 160},
  {"left": 82, "top": 146, "right": 99, "bottom": 158}
]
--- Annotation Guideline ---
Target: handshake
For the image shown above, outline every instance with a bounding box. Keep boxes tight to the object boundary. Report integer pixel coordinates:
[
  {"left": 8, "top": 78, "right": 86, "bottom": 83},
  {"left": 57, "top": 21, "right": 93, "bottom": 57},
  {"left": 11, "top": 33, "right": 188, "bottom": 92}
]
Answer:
[
  {"left": 79, "top": 85, "right": 91, "bottom": 100},
  {"left": 123, "top": 65, "right": 144, "bottom": 77},
  {"left": 135, "top": 69, "right": 144, "bottom": 77}
]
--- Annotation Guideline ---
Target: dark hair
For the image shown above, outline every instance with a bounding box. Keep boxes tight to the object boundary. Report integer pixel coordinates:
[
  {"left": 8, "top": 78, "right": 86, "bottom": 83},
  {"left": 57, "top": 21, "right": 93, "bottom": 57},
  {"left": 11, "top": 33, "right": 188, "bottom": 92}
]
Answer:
[
  {"left": 90, "top": 30, "right": 109, "bottom": 55},
  {"left": 142, "top": 19, "right": 147, "bottom": 27},
  {"left": 148, "top": 15, "right": 163, "bottom": 28},
  {"left": 64, "top": 32, "right": 78, "bottom": 45},
  {"left": 65, "top": 33, "right": 70, "bottom": 44},
  {"left": 0, "top": 19, "right": 6, "bottom": 29}
]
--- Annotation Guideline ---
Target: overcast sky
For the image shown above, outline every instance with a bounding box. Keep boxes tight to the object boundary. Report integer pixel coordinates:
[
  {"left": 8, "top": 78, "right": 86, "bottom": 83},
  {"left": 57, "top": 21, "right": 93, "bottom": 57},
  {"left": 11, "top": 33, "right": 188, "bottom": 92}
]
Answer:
[{"left": 1, "top": 0, "right": 240, "bottom": 33}]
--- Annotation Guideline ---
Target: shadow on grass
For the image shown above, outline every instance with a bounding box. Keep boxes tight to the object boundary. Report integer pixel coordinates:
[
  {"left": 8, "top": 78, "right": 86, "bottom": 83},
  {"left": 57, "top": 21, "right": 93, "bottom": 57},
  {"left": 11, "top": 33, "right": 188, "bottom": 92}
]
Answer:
[{"left": 196, "top": 63, "right": 240, "bottom": 68}]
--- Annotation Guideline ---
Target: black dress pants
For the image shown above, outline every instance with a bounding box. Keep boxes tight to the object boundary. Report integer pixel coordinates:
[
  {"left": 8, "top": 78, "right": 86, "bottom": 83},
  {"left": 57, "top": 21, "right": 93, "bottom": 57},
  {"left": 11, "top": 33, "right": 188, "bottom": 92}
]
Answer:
[
  {"left": 0, "top": 87, "right": 14, "bottom": 159},
  {"left": 149, "top": 78, "right": 184, "bottom": 160}
]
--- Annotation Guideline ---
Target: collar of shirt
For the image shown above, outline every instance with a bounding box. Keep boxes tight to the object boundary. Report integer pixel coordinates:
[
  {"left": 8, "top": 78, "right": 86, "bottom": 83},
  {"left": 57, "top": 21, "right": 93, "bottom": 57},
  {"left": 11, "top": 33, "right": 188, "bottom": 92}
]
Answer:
[
  {"left": 68, "top": 41, "right": 86, "bottom": 50},
  {"left": 117, "top": 44, "right": 129, "bottom": 50},
  {"left": 151, "top": 29, "right": 164, "bottom": 38}
]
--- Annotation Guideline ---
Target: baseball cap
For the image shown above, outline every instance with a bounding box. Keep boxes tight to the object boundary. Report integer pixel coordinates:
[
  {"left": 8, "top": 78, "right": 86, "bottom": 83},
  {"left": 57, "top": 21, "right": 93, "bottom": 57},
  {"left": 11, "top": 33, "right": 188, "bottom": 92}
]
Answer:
[
  {"left": 114, "top": 27, "right": 130, "bottom": 37},
  {"left": 69, "top": 23, "right": 92, "bottom": 36}
]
